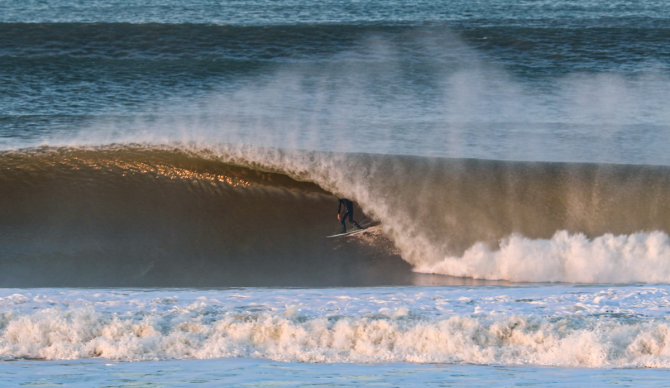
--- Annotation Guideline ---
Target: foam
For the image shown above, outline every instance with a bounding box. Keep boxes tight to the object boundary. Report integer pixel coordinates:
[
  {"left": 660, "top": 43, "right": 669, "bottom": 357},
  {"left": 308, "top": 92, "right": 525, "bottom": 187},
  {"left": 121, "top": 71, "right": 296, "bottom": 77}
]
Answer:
[
  {"left": 1, "top": 287, "right": 670, "bottom": 366},
  {"left": 417, "top": 231, "right": 670, "bottom": 283}
]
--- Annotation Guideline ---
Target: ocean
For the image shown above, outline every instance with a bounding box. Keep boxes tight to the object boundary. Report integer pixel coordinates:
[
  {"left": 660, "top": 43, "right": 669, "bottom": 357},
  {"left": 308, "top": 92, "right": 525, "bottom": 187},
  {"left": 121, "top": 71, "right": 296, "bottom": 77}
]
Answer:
[{"left": 2, "top": 0, "right": 670, "bottom": 386}]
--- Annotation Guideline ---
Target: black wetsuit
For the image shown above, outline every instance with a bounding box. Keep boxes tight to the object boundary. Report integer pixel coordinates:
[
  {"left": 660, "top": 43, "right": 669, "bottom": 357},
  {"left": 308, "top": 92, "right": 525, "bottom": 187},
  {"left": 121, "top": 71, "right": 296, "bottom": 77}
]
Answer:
[{"left": 338, "top": 198, "right": 363, "bottom": 233}]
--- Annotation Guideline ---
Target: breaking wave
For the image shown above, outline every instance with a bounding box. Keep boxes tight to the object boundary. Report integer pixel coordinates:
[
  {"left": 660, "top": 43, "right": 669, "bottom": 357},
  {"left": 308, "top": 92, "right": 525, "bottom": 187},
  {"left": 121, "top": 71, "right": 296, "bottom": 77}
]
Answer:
[
  {"left": 3, "top": 143, "right": 670, "bottom": 285},
  {"left": 417, "top": 231, "right": 670, "bottom": 283},
  {"left": 2, "top": 292, "right": 670, "bottom": 367}
]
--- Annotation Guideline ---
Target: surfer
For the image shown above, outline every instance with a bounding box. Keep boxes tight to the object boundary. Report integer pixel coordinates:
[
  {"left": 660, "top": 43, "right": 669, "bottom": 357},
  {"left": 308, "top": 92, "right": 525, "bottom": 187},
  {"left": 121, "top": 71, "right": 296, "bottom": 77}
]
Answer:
[{"left": 337, "top": 198, "right": 363, "bottom": 233}]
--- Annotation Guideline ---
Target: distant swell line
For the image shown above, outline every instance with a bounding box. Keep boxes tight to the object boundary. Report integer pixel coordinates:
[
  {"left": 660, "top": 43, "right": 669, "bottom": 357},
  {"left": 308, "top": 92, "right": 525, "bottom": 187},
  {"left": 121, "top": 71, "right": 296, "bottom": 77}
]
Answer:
[{"left": 0, "top": 23, "right": 668, "bottom": 62}]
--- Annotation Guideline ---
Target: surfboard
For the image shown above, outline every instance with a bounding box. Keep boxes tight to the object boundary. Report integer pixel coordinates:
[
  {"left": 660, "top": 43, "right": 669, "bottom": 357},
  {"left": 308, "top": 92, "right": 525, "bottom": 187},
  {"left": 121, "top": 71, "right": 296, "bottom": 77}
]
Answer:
[{"left": 326, "top": 228, "right": 367, "bottom": 238}]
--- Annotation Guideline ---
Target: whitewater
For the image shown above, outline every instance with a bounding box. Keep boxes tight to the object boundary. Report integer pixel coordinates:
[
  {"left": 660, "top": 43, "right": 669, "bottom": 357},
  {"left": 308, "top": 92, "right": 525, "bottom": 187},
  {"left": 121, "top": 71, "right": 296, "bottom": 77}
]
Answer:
[{"left": 3, "top": 286, "right": 670, "bottom": 367}]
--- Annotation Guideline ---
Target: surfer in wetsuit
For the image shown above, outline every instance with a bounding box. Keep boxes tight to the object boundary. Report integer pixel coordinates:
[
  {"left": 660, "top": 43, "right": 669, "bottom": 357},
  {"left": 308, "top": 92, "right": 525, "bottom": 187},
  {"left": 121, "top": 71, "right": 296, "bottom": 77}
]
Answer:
[{"left": 337, "top": 198, "right": 363, "bottom": 233}]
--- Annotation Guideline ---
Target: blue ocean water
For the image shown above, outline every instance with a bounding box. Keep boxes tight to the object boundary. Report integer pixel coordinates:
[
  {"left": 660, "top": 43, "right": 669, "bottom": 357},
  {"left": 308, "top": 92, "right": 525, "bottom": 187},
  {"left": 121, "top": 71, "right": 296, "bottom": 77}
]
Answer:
[
  {"left": 2, "top": 0, "right": 670, "bottom": 386},
  {"left": 2, "top": 1, "right": 670, "bottom": 162}
]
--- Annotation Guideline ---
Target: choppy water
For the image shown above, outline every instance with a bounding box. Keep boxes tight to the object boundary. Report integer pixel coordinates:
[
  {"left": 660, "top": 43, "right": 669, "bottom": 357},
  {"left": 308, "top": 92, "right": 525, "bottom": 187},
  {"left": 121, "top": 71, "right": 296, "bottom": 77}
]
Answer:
[{"left": 2, "top": 0, "right": 670, "bottom": 385}]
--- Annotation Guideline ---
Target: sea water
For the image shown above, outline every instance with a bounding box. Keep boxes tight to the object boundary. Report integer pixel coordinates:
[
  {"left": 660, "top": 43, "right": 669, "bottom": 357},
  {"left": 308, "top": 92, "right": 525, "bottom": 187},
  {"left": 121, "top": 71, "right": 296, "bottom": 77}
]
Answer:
[{"left": 2, "top": 0, "right": 670, "bottom": 386}]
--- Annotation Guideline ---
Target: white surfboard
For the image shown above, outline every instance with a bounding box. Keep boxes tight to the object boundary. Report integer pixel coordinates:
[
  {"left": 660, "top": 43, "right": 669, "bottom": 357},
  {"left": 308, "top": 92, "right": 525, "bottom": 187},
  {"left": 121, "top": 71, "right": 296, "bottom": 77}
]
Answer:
[{"left": 326, "top": 228, "right": 367, "bottom": 238}]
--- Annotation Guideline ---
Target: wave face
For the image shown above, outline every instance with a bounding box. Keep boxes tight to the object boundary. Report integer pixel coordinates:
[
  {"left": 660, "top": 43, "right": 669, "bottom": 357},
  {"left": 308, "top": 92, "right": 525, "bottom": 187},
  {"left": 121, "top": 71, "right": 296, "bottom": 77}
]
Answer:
[
  {"left": 3, "top": 144, "right": 670, "bottom": 285},
  {"left": 0, "top": 145, "right": 417, "bottom": 287}
]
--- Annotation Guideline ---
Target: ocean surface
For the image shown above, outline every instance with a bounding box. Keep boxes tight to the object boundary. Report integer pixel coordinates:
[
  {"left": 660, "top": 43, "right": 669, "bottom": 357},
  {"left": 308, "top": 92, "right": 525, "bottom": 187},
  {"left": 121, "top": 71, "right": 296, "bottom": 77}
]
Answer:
[{"left": 2, "top": 0, "right": 670, "bottom": 386}]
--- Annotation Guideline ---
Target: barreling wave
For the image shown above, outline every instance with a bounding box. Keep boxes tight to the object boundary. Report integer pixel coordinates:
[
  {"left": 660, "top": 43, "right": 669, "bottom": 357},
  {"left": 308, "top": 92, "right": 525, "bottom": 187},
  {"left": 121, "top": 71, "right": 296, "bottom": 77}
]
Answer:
[
  {"left": 0, "top": 144, "right": 415, "bottom": 287},
  {"left": 3, "top": 142, "right": 670, "bottom": 285}
]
